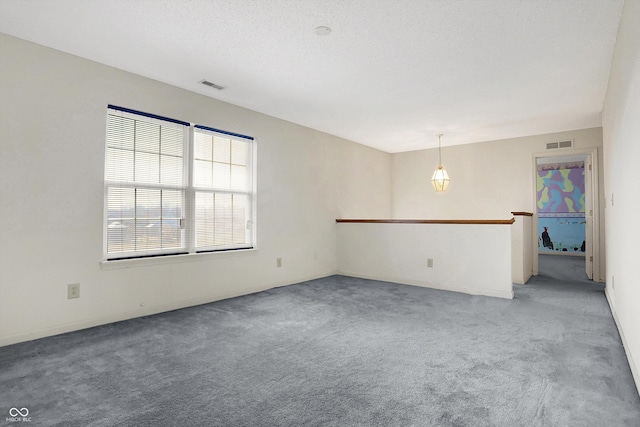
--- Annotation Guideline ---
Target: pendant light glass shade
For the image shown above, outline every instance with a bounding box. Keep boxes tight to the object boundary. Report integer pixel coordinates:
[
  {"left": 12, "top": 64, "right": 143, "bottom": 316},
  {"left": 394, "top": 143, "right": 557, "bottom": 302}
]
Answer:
[
  {"left": 431, "top": 133, "right": 450, "bottom": 192},
  {"left": 431, "top": 166, "right": 450, "bottom": 192}
]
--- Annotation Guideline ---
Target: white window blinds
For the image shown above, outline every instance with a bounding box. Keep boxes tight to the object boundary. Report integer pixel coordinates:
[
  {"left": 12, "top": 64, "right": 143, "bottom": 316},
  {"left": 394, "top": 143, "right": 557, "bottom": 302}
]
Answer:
[
  {"left": 104, "top": 106, "right": 255, "bottom": 260},
  {"left": 193, "top": 126, "right": 254, "bottom": 252},
  {"left": 105, "top": 108, "right": 189, "bottom": 258}
]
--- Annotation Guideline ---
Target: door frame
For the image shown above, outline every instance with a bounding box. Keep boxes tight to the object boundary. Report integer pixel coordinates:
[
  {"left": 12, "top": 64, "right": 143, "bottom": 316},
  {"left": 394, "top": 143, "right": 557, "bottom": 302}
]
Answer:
[{"left": 531, "top": 147, "right": 601, "bottom": 281}]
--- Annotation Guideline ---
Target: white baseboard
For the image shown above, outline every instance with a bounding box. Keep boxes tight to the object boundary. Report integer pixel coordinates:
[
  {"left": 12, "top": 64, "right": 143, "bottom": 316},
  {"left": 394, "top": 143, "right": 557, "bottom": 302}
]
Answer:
[
  {"left": 338, "top": 271, "right": 514, "bottom": 300},
  {"left": 0, "top": 272, "right": 336, "bottom": 348},
  {"left": 538, "top": 251, "right": 585, "bottom": 257},
  {"left": 605, "top": 286, "right": 640, "bottom": 398},
  {"left": 512, "top": 274, "right": 532, "bottom": 285}
]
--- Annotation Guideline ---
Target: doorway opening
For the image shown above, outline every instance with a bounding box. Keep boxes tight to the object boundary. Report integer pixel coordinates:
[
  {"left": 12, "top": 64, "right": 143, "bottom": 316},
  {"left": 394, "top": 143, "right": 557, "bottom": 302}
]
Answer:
[{"left": 532, "top": 148, "right": 600, "bottom": 282}]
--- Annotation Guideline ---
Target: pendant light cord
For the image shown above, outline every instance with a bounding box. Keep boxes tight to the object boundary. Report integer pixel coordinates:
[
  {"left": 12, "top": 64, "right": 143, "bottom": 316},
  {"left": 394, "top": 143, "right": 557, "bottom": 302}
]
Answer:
[{"left": 437, "top": 133, "right": 443, "bottom": 167}]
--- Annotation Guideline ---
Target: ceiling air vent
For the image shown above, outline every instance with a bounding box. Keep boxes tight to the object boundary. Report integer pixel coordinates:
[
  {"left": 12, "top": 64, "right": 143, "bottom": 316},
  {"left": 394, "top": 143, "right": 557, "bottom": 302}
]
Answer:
[
  {"left": 200, "top": 80, "right": 225, "bottom": 90},
  {"left": 546, "top": 140, "right": 573, "bottom": 150}
]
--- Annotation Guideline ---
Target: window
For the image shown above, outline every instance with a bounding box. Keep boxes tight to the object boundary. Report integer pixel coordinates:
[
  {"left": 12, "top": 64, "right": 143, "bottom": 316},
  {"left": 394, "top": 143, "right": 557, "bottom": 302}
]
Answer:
[{"left": 104, "top": 106, "right": 255, "bottom": 260}]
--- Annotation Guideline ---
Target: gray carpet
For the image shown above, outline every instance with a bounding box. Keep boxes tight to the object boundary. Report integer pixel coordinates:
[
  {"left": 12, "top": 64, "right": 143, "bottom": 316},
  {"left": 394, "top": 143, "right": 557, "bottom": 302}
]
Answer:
[
  {"left": 537, "top": 253, "right": 589, "bottom": 283},
  {"left": 1, "top": 260, "right": 639, "bottom": 426}
]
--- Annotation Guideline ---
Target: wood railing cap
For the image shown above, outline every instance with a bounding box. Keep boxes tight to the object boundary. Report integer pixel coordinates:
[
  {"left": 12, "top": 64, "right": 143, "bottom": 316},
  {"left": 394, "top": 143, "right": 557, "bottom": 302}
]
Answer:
[{"left": 336, "top": 218, "right": 515, "bottom": 225}]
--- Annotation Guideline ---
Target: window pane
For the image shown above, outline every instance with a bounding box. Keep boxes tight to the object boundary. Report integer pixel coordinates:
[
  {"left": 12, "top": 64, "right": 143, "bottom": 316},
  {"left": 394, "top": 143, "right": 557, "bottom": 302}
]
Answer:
[
  {"left": 135, "top": 151, "right": 160, "bottom": 184},
  {"left": 135, "top": 188, "right": 161, "bottom": 251},
  {"left": 106, "top": 147, "right": 134, "bottom": 182},
  {"left": 233, "top": 194, "right": 247, "bottom": 244},
  {"left": 161, "top": 189, "right": 183, "bottom": 249},
  {"left": 135, "top": 121, "right": 160, "bottom": 154},
  {"left": 194, "top": 132, "right": 212, "bottom": 161},
  {"left": 213, "top": 136, "right": 231, "bottom": 163},
  {"left": 215, "top": 193, "right": 232, "bottom": 246},
  {"left": 107, "top": 115, "right": 134, "bottom": 150},
  {"left": 231, "top": 165, "right": 246, "bottom": 190},
  {"left": 161, "top": 127, "right": 183, "bottom": 157},
  {"left": 213, "top": 162, "right": 231, "bottom": 189},
  {"left": 107, "top": 187, "right": 135, "bottom": 253},
  {"left": 231, "top": 139, "right": 248, "bottom": 166},
  {"left": 195, "top": 192, "right": 214, "bottom": 248},
  {"left": 194, "top": 159, "right": 213, "bottom": 188},
  {"left": 160, "top": 154, "right": 183, "bottom": 186}
]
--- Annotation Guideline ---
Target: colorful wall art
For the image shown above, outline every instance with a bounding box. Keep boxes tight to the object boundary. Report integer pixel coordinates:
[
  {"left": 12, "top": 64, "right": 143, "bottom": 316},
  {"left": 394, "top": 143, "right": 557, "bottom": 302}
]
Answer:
[
  {"left": 537, "top": 162, "right": 585, "bottom": 213},
  {"left": 537, "top": 161, "right": 586, "bottom": 254},
  {"left": 538, "top": 215, "right": 586, "bottom": 253}
]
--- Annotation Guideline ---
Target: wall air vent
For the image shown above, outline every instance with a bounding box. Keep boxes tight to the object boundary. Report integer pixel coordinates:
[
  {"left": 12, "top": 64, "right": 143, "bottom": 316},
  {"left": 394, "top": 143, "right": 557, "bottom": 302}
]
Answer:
[
  {"left": 200, "top": 80, "right": 225, "bottom": 90},
  {"left": 558, "top": 140, "right": 573, "bottom": 148},
  {"left": 546, "top": 140, "right": 573, "bottom": 150}
]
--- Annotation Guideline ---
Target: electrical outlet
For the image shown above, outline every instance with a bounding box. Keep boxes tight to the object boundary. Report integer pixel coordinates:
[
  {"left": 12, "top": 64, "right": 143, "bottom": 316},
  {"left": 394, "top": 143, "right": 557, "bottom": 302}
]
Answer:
[
  {"left": 68, "top": 283, "right": 80, "bottom": 299},
  {"left": 277, "top": 257, "right": 282, "bottom": 268},
  {"left": 427, "top": 258, "right": 434, "bottom": 268}
]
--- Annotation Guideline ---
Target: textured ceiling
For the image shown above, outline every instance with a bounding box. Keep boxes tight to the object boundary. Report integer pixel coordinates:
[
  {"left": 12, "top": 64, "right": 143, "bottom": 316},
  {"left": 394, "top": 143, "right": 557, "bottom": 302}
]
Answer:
[{"left": 0, "top": 0, "right": 623, "bottom": 152}]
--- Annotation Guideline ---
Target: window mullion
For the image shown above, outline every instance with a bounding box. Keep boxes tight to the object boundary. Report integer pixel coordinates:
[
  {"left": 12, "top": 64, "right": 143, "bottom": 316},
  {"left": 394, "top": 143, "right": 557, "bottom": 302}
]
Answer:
[
  {"left": 160, "top": 188, "right": 164, "bottom": 249},
  {"left": 134, "top": 187, "right": 138, "bottom": 253},
  {"left": 133, "top": 121, "right": 137, "bottom": 183},
  {"left": 187, "top": 125, "right": 196, "bottom": 254},
  {"left": 158, "top": 126, "right": 162, "bottom": 185},
  {"left": 191, "top": 186, "right": 250, "bottom": 196},
  {"left": 105, "top": 181, "right": 184, "bottom": 192},
  {"left": 158, "top": 126, "right": 163, "bottom": 250}
]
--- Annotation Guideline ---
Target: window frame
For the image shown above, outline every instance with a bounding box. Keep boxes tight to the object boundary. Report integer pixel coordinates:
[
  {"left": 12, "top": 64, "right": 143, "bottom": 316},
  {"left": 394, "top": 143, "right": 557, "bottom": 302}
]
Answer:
[
  {"left": 103, "top": 105, "right": 256, "bottom": 262},
  {"left": 190, "top": 125, "right": 256, "bottom": 254}
]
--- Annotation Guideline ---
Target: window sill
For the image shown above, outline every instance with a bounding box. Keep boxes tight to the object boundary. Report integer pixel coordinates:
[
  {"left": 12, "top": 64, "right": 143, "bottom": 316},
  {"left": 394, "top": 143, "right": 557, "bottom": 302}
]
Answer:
[{"left": 100, "top": 248, "right": 258, "bottom": 270}]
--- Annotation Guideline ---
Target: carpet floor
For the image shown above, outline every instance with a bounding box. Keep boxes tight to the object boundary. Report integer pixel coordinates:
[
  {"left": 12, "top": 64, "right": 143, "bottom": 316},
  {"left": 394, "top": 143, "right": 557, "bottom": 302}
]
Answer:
[{"left": 1, "top": 258, "right": 639, "bottom": 426}]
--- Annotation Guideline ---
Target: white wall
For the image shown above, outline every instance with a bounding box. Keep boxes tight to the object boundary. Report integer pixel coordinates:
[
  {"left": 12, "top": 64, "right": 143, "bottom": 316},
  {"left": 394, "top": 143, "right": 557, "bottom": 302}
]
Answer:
[
  {"left": 511, "top": 214, "right": 533, "bottom": 284},
  {"left": 391, "top": 127, "right": 606, "bottom": 281},
  {"left": 337, "top": 222, "right": 513, "bottom": 299},
  {"left": 602, "top": 0, "right": 640, "bottom": 394},
  {"left": 0, "top": 34, "right": 392, "bottom": 346}
]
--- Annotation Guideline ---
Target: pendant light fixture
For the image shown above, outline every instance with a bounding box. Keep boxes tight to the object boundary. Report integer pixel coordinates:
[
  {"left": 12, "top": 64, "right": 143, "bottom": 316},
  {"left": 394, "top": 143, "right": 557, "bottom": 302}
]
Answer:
[{"left": 431, "top": 133, "right": 450, "bottom": 192}]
